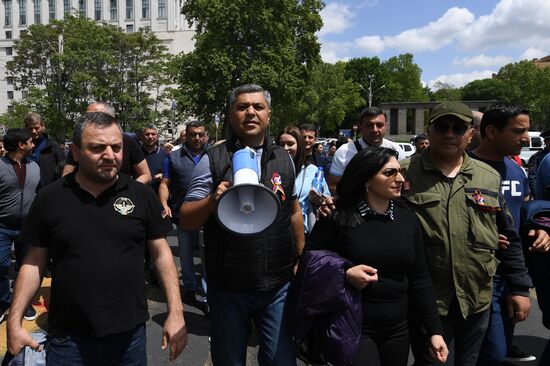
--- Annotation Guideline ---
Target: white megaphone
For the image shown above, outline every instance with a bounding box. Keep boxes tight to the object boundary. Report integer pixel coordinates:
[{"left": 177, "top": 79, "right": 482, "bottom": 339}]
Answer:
[{"left": 215, "top": 147, "right": 281, "bottom": 235}]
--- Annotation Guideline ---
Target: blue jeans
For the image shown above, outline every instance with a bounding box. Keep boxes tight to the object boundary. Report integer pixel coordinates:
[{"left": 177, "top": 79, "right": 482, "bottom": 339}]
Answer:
[
  {"left": 411, "top": 298, "right": 490, "bottom": 366},
  {"left": 209, "top": 282, "right": 296, "bottom": 366},
  {"left": 46, "top": 324, "right": 146, "bottom": 366},
  {"left": 0, "top": 227, "right": 18, "bottom": 304},
  {"left": 477, "top": 274, "right": 513, "bottom": 366},
  {"left": 177, "top": 228, "right": 205, "bottom": 292}
]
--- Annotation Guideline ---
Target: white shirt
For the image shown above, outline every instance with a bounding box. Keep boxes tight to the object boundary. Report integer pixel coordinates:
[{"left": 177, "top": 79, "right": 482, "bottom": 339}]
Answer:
[{"left": 329, "top": 138, "right": 406, "bottom": 177}]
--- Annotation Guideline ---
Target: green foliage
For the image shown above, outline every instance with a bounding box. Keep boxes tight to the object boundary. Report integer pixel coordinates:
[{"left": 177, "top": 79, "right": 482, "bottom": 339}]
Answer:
[
  {"left": 429, "top": 82, "right": 463, "bottom": 101},
  {"left": 5, "top": 16, "right": 169, "bottom": 138},
  {"left": 298, "top": 62, "right": 364, "bottom": 134},
  {"left": 174, "top": 0, "right": 324, "bottom": 131},
  {"left": 461, "top": 78, "right": 510, "bottom": 102}
]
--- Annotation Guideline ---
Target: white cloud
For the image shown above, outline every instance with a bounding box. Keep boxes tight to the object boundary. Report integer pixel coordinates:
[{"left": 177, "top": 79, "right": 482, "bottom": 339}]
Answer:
[
  {"left": 520, "top": 47, "right": 547, "bottom": 61},
  {"left": 384, "top": 7, "right": 475, "bottom": 53},
  {"left": 459, "top": 0, "right": 550, "bottom": 51},
  {"left": 428, "top": 70, "right": 495, "bottom": 89},
  {"left": 452, "top": 54, "right": 512, "bottom": 68},
  {"left": 318, "top": 3, "right": 355, "bottom": 36},
  {"left": 356, "top": 0, "right": 378, "bottom": 9},
  {"left": 355, "top": 36, "right": 385, "bottom": 54},
  {"left": 320, "top": 41, "right": 352, "bottom": 63}
]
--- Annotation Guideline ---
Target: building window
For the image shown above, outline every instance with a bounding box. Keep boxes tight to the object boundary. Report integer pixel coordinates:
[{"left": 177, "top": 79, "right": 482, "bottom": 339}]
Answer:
[
  {"left": 19, "top": 29, "right": 26, "bottom": 36},
  {"left": 5, "top": 31, "right": 12, "bottom": 39},
  {"left": 158, "top": 0, "right": 165, "bottom": 18},
  {"left": 6, "top": 47, "right": 13, "bottom": 55},
  {"left": 78, "top": 0, "right": 85, "bottom": 16},
  {"left": 19, "top": 0, "right": 26, "bottom": 25},
  {"left": 21, "top": 90, "right": 28, "bottom": 98},
  {"left": 7, "top": 91, "right": 14, "bottom": 100},
  {"left": 4, "top": 0, "right": 12, "bottom": 26},
  {"left": 109, "top": 0, "right": 116, "bottom": 20},
  {"left": 141, "top": 0, "right": 148, "bottom": 19},
  {"left": 48, "top": 0, "right": 54, "bottom": 19},
  {"left": 63, "top": 0, "right": 69, "bottom": 17},
  {"left": 94, "top": 0, "right": 100, "bottom": 20},
  {"left": 6, "top": 77, "right": 13, "bottom": 84},
  {"left": 125, "top": 0, "right": 132, "bottom": 19},
  {"left": 126, "top": 24, "right": 133, "bottom": 32},
  {"left": 33, "top": 0, "right": 40, "bottom": 23}
]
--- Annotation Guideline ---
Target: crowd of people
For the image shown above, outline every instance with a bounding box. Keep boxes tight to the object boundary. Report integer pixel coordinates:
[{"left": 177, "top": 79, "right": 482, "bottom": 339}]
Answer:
[{"left": 0, "top": 84, "right": 550, "bottom": 366}]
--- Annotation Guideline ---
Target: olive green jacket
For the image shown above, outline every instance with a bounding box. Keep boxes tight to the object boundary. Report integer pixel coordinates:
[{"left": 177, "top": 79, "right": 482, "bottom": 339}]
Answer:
[{"left": 401, "top": 151, "right": 532, "bottom": 319}]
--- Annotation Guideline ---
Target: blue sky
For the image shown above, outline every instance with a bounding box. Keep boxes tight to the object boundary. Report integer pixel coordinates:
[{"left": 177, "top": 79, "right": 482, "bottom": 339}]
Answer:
[{"left": 318, "top": 0, "right": 550, "bottom": 89}]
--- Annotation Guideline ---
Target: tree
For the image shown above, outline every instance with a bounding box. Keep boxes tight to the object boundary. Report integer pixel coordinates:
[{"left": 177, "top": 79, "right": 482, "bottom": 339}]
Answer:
[
  {"left": 173, "top": 0, "right": 324, "bottom": 129},
  {"left": 299, "top": 62, "right": 364, "bottom": 134},
  {"left": 381, "top": 54, "right": 428, "bottom": 102},
  {"left": 429, "top": 82, "right": 462, "bottom": 101},
  {"left": 461, "top": 78, "right": 511, "bottom": 102},
  {"left": 5, "top": 16, "right": 169, "bottom": 138}
]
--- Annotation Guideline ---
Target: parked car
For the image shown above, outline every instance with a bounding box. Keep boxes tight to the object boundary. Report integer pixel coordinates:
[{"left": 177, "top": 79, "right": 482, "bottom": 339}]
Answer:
[
  {"left": 397, "top": 142, "right": 415, "bottom": 157},
  {"left": 519, "top": 131, "right": 544, "bottom": 167}
]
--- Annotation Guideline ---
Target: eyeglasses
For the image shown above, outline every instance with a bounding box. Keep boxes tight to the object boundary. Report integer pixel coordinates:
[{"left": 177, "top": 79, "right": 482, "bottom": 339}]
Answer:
[
  {"left": 381, "top": 168, "right": 402, "bottom": 178},
  {"left": 431, "top": 120, "right": 470, "bottom": 136}
]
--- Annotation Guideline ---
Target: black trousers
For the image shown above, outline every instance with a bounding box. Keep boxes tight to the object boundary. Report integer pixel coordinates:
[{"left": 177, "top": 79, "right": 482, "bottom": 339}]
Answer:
[{"left": 352, "top": 317, "right": 409, "bottom": 366}]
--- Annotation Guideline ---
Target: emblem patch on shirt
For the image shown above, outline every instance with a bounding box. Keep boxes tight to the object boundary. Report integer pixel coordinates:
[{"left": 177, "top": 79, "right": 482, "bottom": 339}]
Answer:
[
  {"left": 113, "top": 197, "right": 135, "bottom": 215},
  {"left": 271, "top": 172, "right": 286, "bottom": 201}
]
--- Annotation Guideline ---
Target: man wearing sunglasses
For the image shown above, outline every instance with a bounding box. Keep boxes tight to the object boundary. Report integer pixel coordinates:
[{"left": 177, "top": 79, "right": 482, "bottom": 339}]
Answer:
[
  {"left": 401, "top": 101, "right": 532, "bottom": 366},
  {"left": 159, "top": 120, "right": 209, "bottom": 308}
]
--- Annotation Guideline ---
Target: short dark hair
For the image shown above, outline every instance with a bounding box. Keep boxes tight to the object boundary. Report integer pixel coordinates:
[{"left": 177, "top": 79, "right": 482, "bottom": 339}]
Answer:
[
  {"left": 186, "top": 120, "right": 205, "bottom": 131},
  {"left": 337, "top": 147, "right": 398, "bottom": 210},
  {"left": 413, "top": 133, "right": 428, "bottom": 144},
  {"left": 480, "top": 104, "right": 529, "bottom": 138},
  {"left": 299, "top": 124, "right": 317, "bottom": 135},
  {"left": 229, "top": 84, "right": 271, "bottom": 109},
  {"left": 3, "top": 128, "right": 32, "bottom": 152},
  {"left": 336, "top": 136, "right": 348, "bottom": 149},
  {"left": 359, "top": 107, "right": 386, "bottom": 125},
  {"left": 72, "top": 112, "right": 121, "bottom": 147}
]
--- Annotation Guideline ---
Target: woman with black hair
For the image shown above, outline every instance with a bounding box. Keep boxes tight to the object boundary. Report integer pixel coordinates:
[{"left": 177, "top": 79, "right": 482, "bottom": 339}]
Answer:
[{"left": 306, "top": 147, "right": 447, "bottom": 366}]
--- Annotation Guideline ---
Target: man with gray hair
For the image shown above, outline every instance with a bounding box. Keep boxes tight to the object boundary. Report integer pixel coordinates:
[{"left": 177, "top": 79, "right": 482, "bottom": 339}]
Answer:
[
  {"left": 180, "top": 84, "right": 303, "bottom": 365},
  {"left": 8, "top": 112, "right": 187, "bottom": 364}
]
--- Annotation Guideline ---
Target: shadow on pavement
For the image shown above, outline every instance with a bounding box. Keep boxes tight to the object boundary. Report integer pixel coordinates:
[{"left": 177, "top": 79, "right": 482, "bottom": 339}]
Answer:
[{"left": 151, "top": 311, "right": 210, "bottom": 337}]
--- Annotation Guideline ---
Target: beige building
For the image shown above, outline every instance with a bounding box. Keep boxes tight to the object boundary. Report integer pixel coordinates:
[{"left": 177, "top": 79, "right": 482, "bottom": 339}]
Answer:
[{"left": 0, "top": 0, "right": 195, "bottom": 113}]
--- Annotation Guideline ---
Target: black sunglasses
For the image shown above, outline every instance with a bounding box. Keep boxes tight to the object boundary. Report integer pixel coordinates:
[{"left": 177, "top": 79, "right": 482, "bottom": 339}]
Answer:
[
  {"left": 431, "top": 120, "right": 470, "bottom": 136},
  {"left": 381, "top": 168, "right": 402, "bottom": 178}
]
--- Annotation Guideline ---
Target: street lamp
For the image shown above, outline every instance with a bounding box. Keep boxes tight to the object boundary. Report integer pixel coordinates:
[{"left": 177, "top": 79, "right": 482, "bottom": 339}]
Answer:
[{"left": 360, "top": 74, "right": 385, "bottom": 107}]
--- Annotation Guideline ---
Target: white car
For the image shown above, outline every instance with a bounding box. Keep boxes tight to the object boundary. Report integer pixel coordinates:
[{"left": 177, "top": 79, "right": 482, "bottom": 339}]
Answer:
[
  {"left": 397, "top": 143, "right": 415, "bottom": 157},
  {"left": 519, "top": 131, "right": 543, "bottom": 167}
]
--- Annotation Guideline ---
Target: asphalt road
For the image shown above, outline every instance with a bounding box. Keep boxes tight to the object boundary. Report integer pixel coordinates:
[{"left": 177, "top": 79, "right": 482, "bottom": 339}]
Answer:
[{"left": 2, "top": 228, "right": 549, "bottom": 365}]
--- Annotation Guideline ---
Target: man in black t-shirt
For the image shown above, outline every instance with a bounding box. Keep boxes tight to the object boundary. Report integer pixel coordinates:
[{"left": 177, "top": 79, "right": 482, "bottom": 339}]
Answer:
[
  {"left": 7, "top": 112, "right": 187, "bottom": 364},
  {"left": 62, "top": 102, "right": 152, "bottom": 185}
]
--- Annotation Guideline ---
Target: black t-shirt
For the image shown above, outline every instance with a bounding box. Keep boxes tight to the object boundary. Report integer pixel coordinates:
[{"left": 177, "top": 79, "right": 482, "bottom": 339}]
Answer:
[
  {"left": 18, "top": 173, "right": 172, "bottom": 337},
  {"left": 66, "top": 134, "right": 145, "bottom": 177}
]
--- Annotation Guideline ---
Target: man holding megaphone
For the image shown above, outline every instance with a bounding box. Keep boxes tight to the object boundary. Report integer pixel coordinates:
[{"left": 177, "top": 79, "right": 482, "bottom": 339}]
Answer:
[{"left": 180, "top": 84, "right": 304, "bottom": 366}]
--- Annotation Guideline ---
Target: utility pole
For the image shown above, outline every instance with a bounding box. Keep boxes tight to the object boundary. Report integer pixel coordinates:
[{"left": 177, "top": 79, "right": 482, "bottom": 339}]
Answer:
[{"left": 360, "top": 74, "right": 386, "bottom": 107}]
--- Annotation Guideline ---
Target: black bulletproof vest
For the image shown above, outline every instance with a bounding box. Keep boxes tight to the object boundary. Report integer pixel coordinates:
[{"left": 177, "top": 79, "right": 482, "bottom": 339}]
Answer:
[{"left": 204, "top": 139, "right": 296, "bottom": 291}]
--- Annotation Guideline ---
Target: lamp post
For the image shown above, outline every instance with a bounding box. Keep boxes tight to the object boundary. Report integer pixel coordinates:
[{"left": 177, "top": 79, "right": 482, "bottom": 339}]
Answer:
[{"left": 360, "top": 74, "right": 385, "bottom": 107}]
